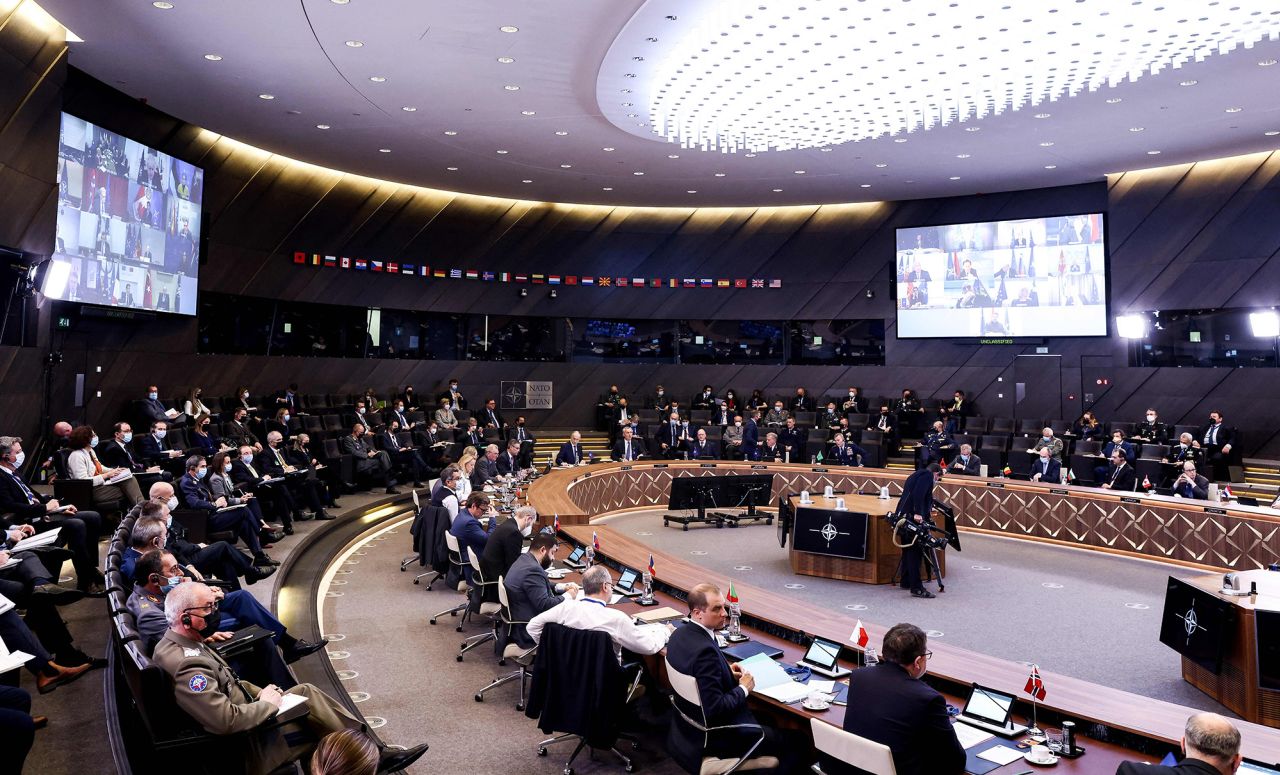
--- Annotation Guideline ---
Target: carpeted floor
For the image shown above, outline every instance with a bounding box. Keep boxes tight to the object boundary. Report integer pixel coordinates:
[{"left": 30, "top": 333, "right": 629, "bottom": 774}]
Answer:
[{"left": 596, "top": 509, "right": 1233, "bottom": 714}]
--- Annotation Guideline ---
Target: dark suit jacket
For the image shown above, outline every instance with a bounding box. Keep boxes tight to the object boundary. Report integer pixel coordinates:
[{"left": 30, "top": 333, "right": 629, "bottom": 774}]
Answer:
[
  {"left": 555, "top": 442, "right": 583, "bottom": 466},
  {"left": 178, "top": 473, "right": 218, "bottom": 511},
  {"left": 0, "top": 469, "right": 51, "bottom": 522},
  {"left": 479, "top": 407, "right": 506, "bottom": 428},
  {"left": 449, "top": 511, "right": 488, "bottom": 565},
  {"left": 1197, "top": 423, "right": 1237, "bottom": 451},
  {"left": 475, "top": 456, "right": 500, "bottom": 483},
  {"left": 688, "top": 440, "right": 718, "bottom": 460},
  {"left": 137, "top": 433, "right": 175, "bottom": 463},
  {"left": 503, "top": 552, "right": 564, "bottom": 647},
  {"left": 833, "top": 662, "right": 965, "bottom": 775},
  {"left": 1169, "top": 445, "right": 1202, "bottom": 464},
  {"left": 665, "top": 621, "right": 755, "bottom": 762},
  {"left": 1104, "top": 463, "right": 1137, "bottom": 492},
  {"left": 1116, "top": 757, "right": 1221, "bottom": 775},
  {"left": 757, "top": 443, "right": 784, "bottom": 462},
  {"left": 611, "top": 437, "right": 645, "bottom": 461},
  {"left": 139, "top": 398, "right": 171, "bottom": 423},
  {"left": 99, "top": 439, "right": 144, "bottom": 471},
  {"left": 1103, "top": 440, "right": 1135, "bottom": 464},
  {"left": 496, "top": 450, "right": 526, "bottom": 475},
  {"left": 790, "top": 395, "right": 813, "bottom": 412},
  {"left": 223, "top": 421, "right": 259, "bottom": 449},
  {"left": 481, "top": 519, "right": 526, "bottom": 603},
  {"left": 338, "top": 435, "right": 373, "bottom": 458},
  {"left": 655, "top": 423, "right": 686, "bottom": 453},
  {"left": 1031, "top": 457, "right": 1062, "bottom": 484},
  {"left": 742, "top": 420, "right": 759, "bottom": 456},
  {"left": 950, "top": 453, "right": 982, "bottom": 476},
  {"left": 506, "top": 426, "right": 535, "bottom": 446},
  {"left": 870, "top": 412, "right": 897, "bottom": 434},
  {"left": 1174, "top": 473, "right": 1210, "bottom": 500},
  {"left": 897, "top": 468, "right": 936, "bottom": 518},
  {"left": 827, "top": 443, "right": 864, "bottom": 466}
]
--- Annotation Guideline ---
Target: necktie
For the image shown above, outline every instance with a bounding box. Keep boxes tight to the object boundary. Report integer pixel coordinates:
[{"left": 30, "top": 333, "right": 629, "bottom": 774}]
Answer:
[
  {"left": 390, "top": 435, "right": 400, "bottom": 450},
  {"left": 625, "top": 442, "right": 632, "bottom": 460},
  {"left": 1210, "top": 425, "right": 1219, "bottom": 445},
  {"left": 572, "top": 445, "right": 578, "bottom": 462},
  {"left": 274, "top": 448, "right": 285, "bottom": 466},
  {"left": 879, "top": 416, "right": 888, "bottom": 431},
  {"left": 518, "top": 428, "right": 524, "bottom": 442},
  {"left": 5, "top": 470, "right": 38, "bottom": 504}
]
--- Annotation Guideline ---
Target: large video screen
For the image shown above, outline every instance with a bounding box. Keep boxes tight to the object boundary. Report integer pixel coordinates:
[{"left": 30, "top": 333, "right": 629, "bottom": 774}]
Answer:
[
  {"left": 895, "top": 213, "right": 1106, "bottom": 338},
  {"left": 52, "top": 113, "right": 201, "bottom": 314}
]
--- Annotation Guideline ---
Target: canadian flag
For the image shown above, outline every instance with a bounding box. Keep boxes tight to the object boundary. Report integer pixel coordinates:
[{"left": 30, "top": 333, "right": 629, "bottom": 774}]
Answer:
[
  {"left": 939, "top": 458, "right": 948, "bottom": 472},
  {"left": 1024, "top": 664, "right": 1047, "bottom": 701},
  {"left": 852, "top": 620, "right": 870, "bottom": 648}
]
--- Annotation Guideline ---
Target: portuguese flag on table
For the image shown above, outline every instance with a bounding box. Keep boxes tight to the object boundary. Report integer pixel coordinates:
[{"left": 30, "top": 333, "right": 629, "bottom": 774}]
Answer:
[{"left": 726, "top": 581, "right": 739, "bottom": 604}]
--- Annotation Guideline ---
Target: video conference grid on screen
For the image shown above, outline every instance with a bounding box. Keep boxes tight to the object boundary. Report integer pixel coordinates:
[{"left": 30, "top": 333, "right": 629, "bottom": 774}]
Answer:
[
  {"left": 894, "top": 213, "right": 1106, "bottom": 338},
  {"left": 53, "top": 113, "right": 201, "bottom": 315}
]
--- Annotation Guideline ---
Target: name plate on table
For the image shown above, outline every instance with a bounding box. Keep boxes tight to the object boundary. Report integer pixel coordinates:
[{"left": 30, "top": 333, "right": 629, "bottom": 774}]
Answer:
[
  {"left": 751, "top": 465, "right": 768, "bottom": 470},
  {"left": 1204, "top": 506, "right": 1227, "bottom": 515},
  {"left": 812, "top": 467, "right": 828, "bottom": 473},
  {"left": 1121, "top": 496, "right": 1142, "bottom": 504},
  {"left": 986, "top": 482, "right": 1005, "bottom": 489},
  {"left": 620, "top": 466, "right": 632, "bottom": 471},
  {"left": 700, "top": 463, "right": 717, "bottom": 468},
  {"left": 653, "top": 464, "right": 668, "bottom": 468},
  {"left": 1050, "top": 488, "right": 1069, "bottom": 495},
  {"left": 793, "top": 507, "right": 870, "bottom": 560}
]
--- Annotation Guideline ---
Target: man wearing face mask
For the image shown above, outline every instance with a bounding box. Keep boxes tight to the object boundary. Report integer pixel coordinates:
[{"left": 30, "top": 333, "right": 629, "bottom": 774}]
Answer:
[
  {"left": 98, "top": 421, "right": 170, "bottom": 489},
  {"left": 138, "top": 420, "right": 185, "bottom": 469},
  {"left": 692, "top": 385, "right": 716, "bottom": 411},
  {"left": 650, "top": 385, "right": 670, "bottom": 413},
  {"left": 340, "top": 424, "right": 398, "bottom": 495},
  {"left": 224, "top": 409, "right": 263, "bottom": 453},
  {"left": 1029, "top": 426, "right": 1065, "bottom": 462},
  {"left": 506, "top": 415, "right": 536, "bottom": 456},
  {"left": 65, "top": 424, "right": 145, "bottom": 509},
  {"left": 138, "top": 384, "right": 182, "bottom": 425},
  {"left": 127, "top": 550, "right": 322, "bottom": 668},
  {"left": 763, "top": 401, "right": 789, "bottom": 429},
  {"left": 124, "top": 493, "right": 274, "bottom": 588},
  {"left": 229, "top": 446, "right": 299, "bottom": 534},
  {"left": 154, "top": 582, "right": 427, "bottom": 775},
  {"left": 656, "top": 411, "right": 689, "bottom": 460},
  {"left": 842, "top": 387, "right": 867, "bottom": 415},
  {"left": 1133, "top": 408, "right": 1168, "bottom": 445},
  {"left": 502, "top": 534, "right": 577, "bottom": 648},
  {"left": 438, "top": 378, "right": 467, "bottom": 411},
  {"left": 347, "top": 401, "right": 380, "bottom": 436},
  {"left": 180, "top": 456, "right": 277, "bottom": 568},
  {"left": 722, "top": 415, "right": 745, "bottom": 460},
  {"left": 480, "top": 505, "right": 540, "bottom": 604}
]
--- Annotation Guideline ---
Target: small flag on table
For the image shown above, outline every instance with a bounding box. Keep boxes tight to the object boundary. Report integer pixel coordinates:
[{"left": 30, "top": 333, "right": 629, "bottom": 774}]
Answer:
[
  {"left": 593, "top": 531, "right": 600, "bottom": 552},
  {"left": 648, "top": 553, "right": 656, "bottom": 577},
  {"left": 939, "top": 458, "right": 948, "bottom": 472},
  {"left": 293, "top": 251, "right": 306, "bottom": 264},
  {"left": 553, "top": 513, "right": 560, "bottom": 533},
  {"left": 726, "top": 581, "right": 739, "bottom": 604},
  {"left": 1142, "top": 474, "right": 1152, "bottom": 489},
  {"left": 1223, "top": 484, "right": 1234, "bottom": 499},
  {"left": 852, "top": 620, "right": 870, "bottom": 648},
  {"left": 1067, "top": 468, "right": 1076, "bottom": 483},
  {"left": 1024, "top": 665, "right": 1047, "bottom": 701},
  {"left": 565, "top": 275, "right": 578, "bottom": 285}
]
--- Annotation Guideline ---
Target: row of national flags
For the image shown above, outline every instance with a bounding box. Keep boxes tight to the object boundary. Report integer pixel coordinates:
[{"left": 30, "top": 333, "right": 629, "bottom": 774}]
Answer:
[{"left": 293, "top": 252, "right": 782, "bottom": 289}]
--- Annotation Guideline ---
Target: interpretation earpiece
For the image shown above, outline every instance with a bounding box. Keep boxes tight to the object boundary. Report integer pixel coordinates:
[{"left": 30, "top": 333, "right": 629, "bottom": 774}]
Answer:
[{"left": 182, "top": 614, "right": 192, "bottom": 627}]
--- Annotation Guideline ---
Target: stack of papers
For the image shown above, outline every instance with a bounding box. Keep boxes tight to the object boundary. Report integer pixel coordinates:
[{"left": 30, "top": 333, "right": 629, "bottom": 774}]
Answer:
[
  {"left": 953, "top": 723, "right": 994, "bottom": 750},
  {"left": 975, "top": 745, "right": 1023, "bottom": 765},
  {"left": 736, "top": 653, "right": 810, "bottom": 703},
  {"left": 274, "top": 693, "right": 310, "bottom": 723},
  {"left": 11, "top": 528, "right": 61, "bottom": 552},
  {"left": 106, "top": 470, "right": 134, "bottom": 484}
]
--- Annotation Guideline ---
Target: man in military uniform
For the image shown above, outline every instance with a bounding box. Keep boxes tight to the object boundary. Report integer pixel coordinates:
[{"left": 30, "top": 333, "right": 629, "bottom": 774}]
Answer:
[
  {"left": 1132, "top": 408, "right": 1169, "bottom": 445},
  {"left": 827, "top": 433, "right": 866, "bottom": 467},
  {"left": 154, "top": 582, "right": 427, "bottom": 775},
  {"left": 915, "top": 421, "right": 954, "bottom": 468}
]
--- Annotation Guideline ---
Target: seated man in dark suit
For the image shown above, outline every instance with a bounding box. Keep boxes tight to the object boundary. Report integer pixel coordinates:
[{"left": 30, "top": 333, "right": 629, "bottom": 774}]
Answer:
[
  {"left": 99, "top": 421, "right": 170, "bottom": 487},
  {"left": 506, "top": 416, "right": 536, "bottom": 456},
  {"left": 826, "top": 433, "right": 866, "bottom": 467},
  {"left": 778, "top": 418, "right": 807, "bottom": 462},
  {"left": 691, "top": 386, "right": 716, "bottom": 411},
  {"left": 376, "top": 422, "right": 427, "bottom": 487},
  {"left": 687, "top": 428, "right": 719, "bottom": 460},
  {"left": 1172, "top": 462, "right": 1210, "bottom": 500},
  {"left": 611, "top": 426, "right": 645, "bottom": 461},
  {"left": 496, "top": 439, "right": 528, "bottom": 477},
  {"left": 1099, "top": 449, "right": 1137, "bottom": 492},
  {"left": 655, "top": 412, "right": 689, "bottom": 460},
  {"left": 1116, "top": 712, "right": 1241, "bottom": 775},
  {"left": 869, "top": 405, "right": 898, "bottom": 451},
  {"left": 179, "top": 455, "right": 275, "bottom": 567},
  {"left": 555, "top": 431, "right": 586, "bottom": 466},
  {"left": 475, "top": 444, "right": 501, "bottom": 485},
  {"left": 757, "top": 432, "right": 784, "bottom": 463},
  {"left": 449, "top": 493, "right": 491, "bottom": 584},
  {"left": 137, "top": 420, "right": 185, "bottom": 466},
  {"left": 949, "top": 444, "right": 982, "bottom": 476},
  {"left": 1096, "top": 430, "right": 1136, "bottom": 484},
  {"left": 1030, "top": 446, "right": 1062, "bottom": 484},
  {"left": 478, "top": 398, "right": 506, "bottom": 432},
  {"left": 480, "top": 506, "right": 538, "bottom": 604},
  {"left": 1198, "top": 411, "right": 1237, "bottom": 482},
  {"left": 339, "top": 423, "right": 397, "bottom": 494},
  {"left": 223, "top": 408, "right": 262, "bottom": 453},
  {"left": 665, "top": 583, "right": 795, "bottom": 773},
  {"left": 138, "top": 384, "right": 182, "bottom": 425},
  {"left": 502, "top": 533, "right": 577, "bottom": 648},
  {"left": 832, "top": 623, "right": 964, "bottom": 775}
]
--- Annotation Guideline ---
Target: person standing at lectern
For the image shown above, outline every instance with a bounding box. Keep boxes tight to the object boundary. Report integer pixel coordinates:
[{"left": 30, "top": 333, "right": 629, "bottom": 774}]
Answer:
[{"left": 895, "top": 463, "right": 942, "bottom": 599}]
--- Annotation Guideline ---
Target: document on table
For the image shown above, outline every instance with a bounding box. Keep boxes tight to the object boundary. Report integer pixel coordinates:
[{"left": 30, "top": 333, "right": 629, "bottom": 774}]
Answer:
[
  {"left": 976, "top": 744, "right": 1023, "bottom": 765},
  {"left": 737, "top": 653, "right": 810, "bottom": 703},
  {"left": 953, "top": 722, "right": 994, "bottom": 750},
  {"left": 11, "top": 528, "right": 60, "bottom": 552},
  {"left": 274, "top": 693, "right": 310, "bottom": 723}
]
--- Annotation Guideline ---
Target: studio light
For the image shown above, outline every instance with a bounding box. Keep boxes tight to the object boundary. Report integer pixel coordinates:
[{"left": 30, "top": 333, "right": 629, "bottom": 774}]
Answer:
[
  {"left": 1116, "top": 314, "right": 1148, "bottom": 339},
  {"left": 1249, "top": 311, "right": 1280, "bottom": 338},
  {"left": 602, "top": 1, "right": 1280, "bottom": 153},
  {"left": 40, "top": 258, "right": 72, "bottom": 299}
]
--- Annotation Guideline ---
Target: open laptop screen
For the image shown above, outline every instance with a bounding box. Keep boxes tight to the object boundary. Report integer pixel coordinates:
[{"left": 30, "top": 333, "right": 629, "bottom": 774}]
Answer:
[
  {"left": 802, "top": 637, "right": 842, "bottom": 670},
  {"left": 963, "top": 684, "right": 1014, "bottom": 727}
]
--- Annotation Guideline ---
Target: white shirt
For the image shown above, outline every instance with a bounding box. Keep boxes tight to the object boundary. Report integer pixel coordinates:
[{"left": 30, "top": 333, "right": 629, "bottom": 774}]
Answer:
[
  {"left": 453, "top": 475, "right": 472, "bottom": 505},
  {"left": 527, "top": 596, "right": 670, "bottom": 663}
]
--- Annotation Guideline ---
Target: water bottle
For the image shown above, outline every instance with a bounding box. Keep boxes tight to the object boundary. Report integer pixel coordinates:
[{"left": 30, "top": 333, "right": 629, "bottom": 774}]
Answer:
[
  {"left": 864, "top": 645, "right": 879, "bottom": 667},
  {"left": 584, "top": 545, "right": 595, "bottom": 568},
  {"left": 727, "top": 601, "right": 742, "bottom": 640},
  {"left": 640, "top": 571, "right": 654, "bottom": 604}
]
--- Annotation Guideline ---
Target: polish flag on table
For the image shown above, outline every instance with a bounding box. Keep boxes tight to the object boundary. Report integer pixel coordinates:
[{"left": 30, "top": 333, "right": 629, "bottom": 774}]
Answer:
[
  {"left": 852, "top": 620, "right": 870, "bottom": 648},
  {"left": 1024, "top": 664, "right": 1047, "bottom": 701}
]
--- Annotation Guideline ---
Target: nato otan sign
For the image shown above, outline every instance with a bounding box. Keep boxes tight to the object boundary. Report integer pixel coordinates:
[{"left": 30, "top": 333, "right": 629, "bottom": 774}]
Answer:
[{"left": 501, "top": 381, "right": 553, "bottom": 410}]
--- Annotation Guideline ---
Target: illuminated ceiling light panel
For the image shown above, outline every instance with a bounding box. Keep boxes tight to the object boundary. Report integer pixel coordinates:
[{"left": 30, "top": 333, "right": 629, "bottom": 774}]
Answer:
[{"left": 598, "top": 0, "right": 1280, "bottom": 153}]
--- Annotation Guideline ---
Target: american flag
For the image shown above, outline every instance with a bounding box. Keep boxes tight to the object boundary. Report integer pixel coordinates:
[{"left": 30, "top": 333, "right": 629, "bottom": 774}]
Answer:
[{"left": 769, "top": 279, "right": 782, "bottom": 288}]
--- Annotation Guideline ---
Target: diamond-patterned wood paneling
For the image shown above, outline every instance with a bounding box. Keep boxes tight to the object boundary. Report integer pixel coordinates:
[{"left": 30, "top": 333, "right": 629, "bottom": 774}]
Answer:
[{"left": 540, "top": 462, "right": 1280, "bottom": 571}]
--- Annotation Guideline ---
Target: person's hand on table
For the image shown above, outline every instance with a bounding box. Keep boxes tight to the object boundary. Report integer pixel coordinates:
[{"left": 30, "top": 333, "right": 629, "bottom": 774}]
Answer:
[
  {"left": 204, "top": 631, "right": 234, "bottom": 643},
  {"left": 562, "top": 582, "right": 580, "bottom": 597}
]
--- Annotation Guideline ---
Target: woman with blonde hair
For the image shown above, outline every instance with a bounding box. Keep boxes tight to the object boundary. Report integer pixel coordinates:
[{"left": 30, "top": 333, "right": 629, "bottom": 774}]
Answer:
[
  {"left": 311, "top": 728, "right": 379, "bottom": 775},
  {"left": 183, "top": 386, "right": 210, "bottom": 420}
]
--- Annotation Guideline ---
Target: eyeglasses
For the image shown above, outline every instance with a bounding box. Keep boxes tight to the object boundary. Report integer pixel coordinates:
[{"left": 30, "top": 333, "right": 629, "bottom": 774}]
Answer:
[
  {"left": 184, "top": 602, "right": 220, "bottom": 617},
  {"left": 919, "top": 650, "right": 933, "bottom": 661}
]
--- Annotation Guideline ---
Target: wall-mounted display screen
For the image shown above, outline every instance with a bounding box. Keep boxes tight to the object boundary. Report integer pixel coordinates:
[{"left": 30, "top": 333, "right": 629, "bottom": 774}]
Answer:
[
  {"left": 895, "top": 213, "right": 1106, "bottom": 338},
  {"left": 51, "top": 113, "right": 201, "bottom": 314}
]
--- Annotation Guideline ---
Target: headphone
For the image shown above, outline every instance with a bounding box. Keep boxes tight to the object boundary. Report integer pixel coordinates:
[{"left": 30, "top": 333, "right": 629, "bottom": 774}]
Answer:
[{"left": 181, "top": 612, "right": 192, "bottom": 627}]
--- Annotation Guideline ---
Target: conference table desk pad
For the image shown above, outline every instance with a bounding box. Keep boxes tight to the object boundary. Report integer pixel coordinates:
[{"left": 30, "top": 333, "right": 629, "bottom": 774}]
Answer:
[{"left": 550, "top": 524, "right": 1280, "bottom": 768}]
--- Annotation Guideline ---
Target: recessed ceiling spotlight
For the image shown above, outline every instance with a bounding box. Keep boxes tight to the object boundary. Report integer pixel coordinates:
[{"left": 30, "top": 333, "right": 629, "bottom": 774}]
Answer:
[
  {"left": 1224, "top": 107, "right": 1243, "bottom": 113},
  {"left": 633, "top": 171, "right": 645, "bottom": 176},
  {"left": 893, "top": 138, "right": 908, "bottom": 143},
  {"left": 860, "top": 184, "right": 872, "bottom": 188},
  {"left": 1147, "top": 150, "right": 1162, "bottom": 155},
  {"left": 620, "top": 88, "right": 632, "bottom": 94},
  {"left": 949, "top": 176, "right": 961, "bottom": 180},
  {"left": 554, "top": 130, "right": 568, "bottom": 136},
  {"left": 378, "top": 148, "right": 391, "bottom": 153},
  {"left": 369, "top": 76, "right": 386, "bottom": 82},
  {"left": 793, "top": 170, "right": 806, "bottom": 174},
  {"left": 956, "top": 153, "right": 971, "bottom": 158},
  {"left": 1260, "top": 59, "right": 1278, "bottom": 67},
  {"left": 522, "top": 179, "right": 533, "bottom": 183},
  {"left": 560, "top": 164, "right": 573, "bottom": 168},
  {"left": 714, "top": 172, "right": 726, "bottom": 177},
  {"left": 504, "top": 85, "right": 520, "bottom": 91},
  {"left": 520, "top": 110, "right": 536, "bottom": 116},
  {"left": 1179, "top": 80, "right": 1197, "bottom": 86},
  {"left": 1039, "top": 141, "right": 1055, "bottom": 147},
  {"left": 667, "top": 154, "right": 680, "bottom": 159},
  {"left": 1129, "top": 126, "right": 1145, "bottom": 132},
  {"left": 497, "top": 56, "right": 514, "bottom": 64},
  {"left": 964, "top": 126, "right": 981, "bottom": 132},
  {"left": 402, "top": 106, "right": 418, "bottom": 112},
  {"left": 316, "top": 124, "right": 331, "bottom": 130},
  {"left": 772, "top": 188, "right": 783, "bottom": 192},
  {"left": 203, "top": 53, "right": 222, "bottom": 61},
  {"left": 258, "top": 93, "right": 275, "bottom": 100},
  {"left": 151, "top": 1, "right": 173, "bottom": 8},
  {"left": 330, "top": 0, "right": 349, "bottom": 4},
  {"left": 687, "top": 189, "right": 697, "bottom": 193},
  {"left": 1106, "top": 97, "right": 1123, "bottom": 103},
  {"left": 443, "top": 130, "right": 457, "bottom": 135},
  {"left": 344, "top": 40, "right": 363, "bottom": 48},
  {"left": 496, "top": 149, "right": 509, "bottom": 154},
  {"left": 602, "top": 147, "right": 615, "bottom": 152},
  {"left": 820, "top": 147, "right": 833, "bottom": 152},
  {"left": 602, "top": 187, "right": 613, "bottom": 191},
  {"left": 1034, "top": 113, "right": 1051, "bottom": 119},
  {"left": 446, "top": 166, "right": 458, "bottom": 171},
  {"left": 632, "top": 56, "right": 645, "bottom": 62},
  {"left": 647, "top": 37, "right": 659, "bottom": 42},
  {"left": 744, "top": 153, "right": 757, "bottom": 158},
  {"left": 500, "top": 25, "right": 519, "bottom": 33},
  {"left": 626, "top": 113, "right": 638, "bottom": 118},
  {"left": 1044, "top": 164, "right": 1058, "bottom": 169}
]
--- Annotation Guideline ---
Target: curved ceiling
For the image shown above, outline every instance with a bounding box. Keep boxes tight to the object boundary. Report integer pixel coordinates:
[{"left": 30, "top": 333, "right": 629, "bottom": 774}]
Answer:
[{"left": 40, "top": 0, "right": 1280, "bottom": 207}]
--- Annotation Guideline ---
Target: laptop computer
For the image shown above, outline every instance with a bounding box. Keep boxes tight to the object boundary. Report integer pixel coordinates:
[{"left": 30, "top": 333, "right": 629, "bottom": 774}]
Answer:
[
  {"left": 562, "top": 546, "right": 585, "bottom": 569},
  {"left": 609, "top": 568, "right": 643, "bottom": 603},
  {"left": 954, "top": 683, "right": 1028, "bottom": 738},
  {"left": 797, "top": 635, "right": 852, "bottom": 679},
  {"left": 722, "top": 640, "right": 784, "bottom": 662},
  {"left": 1241, "top": 758, "right": 1280, "bottom": 774}
]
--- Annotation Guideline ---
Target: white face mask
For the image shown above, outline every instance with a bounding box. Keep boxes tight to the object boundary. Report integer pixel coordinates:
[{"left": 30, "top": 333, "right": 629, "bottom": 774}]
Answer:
[
  {"left": 166, "top": 496, "right": 179, "bottom": 511},
  {"left": 224, "top": 463, "right": 232, "bottom": 473},
  {"left": 242, "top": 453, "right": 253, "bottom": 464},
  {"left": 734, "top": 422, "right": 742, "bottom": 428},
  {"left": 1146, "top": 415, "right": 1156, "bottom": 422},
  {"left": 122, "top": 432, "right": 133, "bottom": 444},
  {"left": 243, "top": 392, "right": 250, "bottom": 399},
  {"left": 10, "top": 451, "right": 24, "bottom": 468},
  {"left": 357, "top": 407, "right": 365, "bottom": 414},
  {"left": 155, "top": 430, "right": 167, "bottom": 439},
  {"left": 521, "top": 523, "right": 533, "bottom": 537}
]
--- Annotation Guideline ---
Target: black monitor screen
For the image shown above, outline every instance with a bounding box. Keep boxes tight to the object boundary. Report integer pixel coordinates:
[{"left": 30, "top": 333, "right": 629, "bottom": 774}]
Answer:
[
  {"left": 1158, "top": 576, "right": 1236, "bottom": 674},
  {"left": 1256, "top": 607, "right": 1280, "bottom": 691}
]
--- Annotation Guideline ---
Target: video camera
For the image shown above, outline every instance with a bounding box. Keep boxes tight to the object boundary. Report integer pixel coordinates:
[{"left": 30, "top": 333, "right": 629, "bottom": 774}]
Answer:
[{"left": 885, "top": 499, "right": 962, "bottom": 552}]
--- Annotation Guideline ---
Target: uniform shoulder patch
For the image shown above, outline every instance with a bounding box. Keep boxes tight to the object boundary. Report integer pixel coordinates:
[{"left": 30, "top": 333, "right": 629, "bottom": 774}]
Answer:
[
  {"left": 183, "top": 647, "right": 202, "bottom": 657},
  {"left": 188, "top": 674, "right": 209, "bottom": 693}
]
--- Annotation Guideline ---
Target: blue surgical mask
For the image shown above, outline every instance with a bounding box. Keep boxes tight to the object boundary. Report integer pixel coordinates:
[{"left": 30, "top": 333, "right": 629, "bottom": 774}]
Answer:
[
  {"left": 242, "top": 453, "right": 253, "bottom": 464},
  {"left": 90, "top": 435, "right": 99, "bottom": 448},
  {"left": 196, "top": 467, "right": 207, "bottom": 479},
  {"left": 155, "top": 430, "right": 167, "bottom": 439},
  {"left": 11, "top": 451, "right": 24, "bottom": 468},
  {"left": 122, "top": 432, "right": 133, "bottom": 444},
  {"left": 223, "top": 463, "right": 232, "bottom": 473},
  {"left": 148, "top": 392, "right": 158, "bottom": 400},
  {"left": 282, "top": 413, "right": 290, "bottom": 422},
  {"left": 160, "top": 574, "right": 183, "bottom": 592}
]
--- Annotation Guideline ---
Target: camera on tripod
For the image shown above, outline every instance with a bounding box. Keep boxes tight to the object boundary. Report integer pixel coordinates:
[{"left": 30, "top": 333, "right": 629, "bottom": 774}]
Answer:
[{"left": 886, "top": 500, "right": 962, "bottom": 552}]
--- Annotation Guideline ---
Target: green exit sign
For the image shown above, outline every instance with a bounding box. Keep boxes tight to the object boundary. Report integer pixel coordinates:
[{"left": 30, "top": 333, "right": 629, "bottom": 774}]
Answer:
[{"left": 56, "top": 316, "right": 72, "bottom": 330}]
